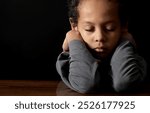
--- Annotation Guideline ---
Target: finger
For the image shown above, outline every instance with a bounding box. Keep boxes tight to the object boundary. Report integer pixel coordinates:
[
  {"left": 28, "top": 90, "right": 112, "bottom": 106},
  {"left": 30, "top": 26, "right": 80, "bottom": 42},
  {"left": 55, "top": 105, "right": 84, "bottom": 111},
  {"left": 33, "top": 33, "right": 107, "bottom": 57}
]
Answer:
[
  {"left": 62, "top": 38, "right": 69, "bottom": 52},
  {"left": 122, "top": 32, "right": 137, "bottom": 48}
]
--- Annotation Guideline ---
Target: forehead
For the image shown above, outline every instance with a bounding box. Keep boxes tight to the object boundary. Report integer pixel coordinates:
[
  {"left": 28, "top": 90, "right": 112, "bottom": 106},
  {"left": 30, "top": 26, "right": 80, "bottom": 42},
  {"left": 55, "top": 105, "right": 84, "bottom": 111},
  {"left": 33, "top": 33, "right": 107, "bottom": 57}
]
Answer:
[
  {"left": 78, "top": 0, "right": 119, "bottom": 22},
  {"left": 79, "top": 0, "right": 118, "bottom": 6}
]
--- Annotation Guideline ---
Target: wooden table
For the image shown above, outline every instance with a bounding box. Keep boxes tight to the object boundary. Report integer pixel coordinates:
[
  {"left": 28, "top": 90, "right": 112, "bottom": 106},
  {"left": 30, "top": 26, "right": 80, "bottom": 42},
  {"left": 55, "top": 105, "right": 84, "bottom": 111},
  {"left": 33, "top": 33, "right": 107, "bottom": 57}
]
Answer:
[{"left": 0, "top": 80, "right": 150, "bottom": 96}]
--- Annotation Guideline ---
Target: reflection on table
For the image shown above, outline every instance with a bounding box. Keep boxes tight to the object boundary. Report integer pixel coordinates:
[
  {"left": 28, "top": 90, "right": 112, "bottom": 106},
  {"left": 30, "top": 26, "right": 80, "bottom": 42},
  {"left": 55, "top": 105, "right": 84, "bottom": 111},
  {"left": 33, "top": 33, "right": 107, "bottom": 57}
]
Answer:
[
  {"left": 56, "top": 81, "right": 150, "bottom": 96},
  {"left": 0, "top": 80, "right": 149, "bottom": 96}
]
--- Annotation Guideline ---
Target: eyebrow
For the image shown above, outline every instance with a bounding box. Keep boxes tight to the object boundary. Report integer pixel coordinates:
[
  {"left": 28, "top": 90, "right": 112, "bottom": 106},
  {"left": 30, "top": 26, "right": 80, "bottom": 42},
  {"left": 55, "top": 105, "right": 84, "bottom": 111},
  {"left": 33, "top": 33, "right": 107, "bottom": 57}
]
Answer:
[
  {"left": 82, "top": 20, "right": 116, "bottom": 25},
  {"left": 104, "top": 20, "right": 116, "bottom": 24},
  {"left": 83, "top": 21, "right": 94, "bottom": 25}
]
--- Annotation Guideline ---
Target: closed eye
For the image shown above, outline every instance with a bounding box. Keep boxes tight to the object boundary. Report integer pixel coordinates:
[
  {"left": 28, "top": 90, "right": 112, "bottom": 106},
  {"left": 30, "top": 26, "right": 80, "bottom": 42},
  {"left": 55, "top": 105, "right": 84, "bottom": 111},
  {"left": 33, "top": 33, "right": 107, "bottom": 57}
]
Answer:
[
  {"left": 85, "top": 27, "right": 94, "bottom": 32},
  {"left": 85, "top": 29, "right": 93, "bottom": 32},
  {"left": 105, "top": 26, "right": 116, "bottom": 32},
  {"left": 103, "top": 23, "right": 116, "bottom": 32}
]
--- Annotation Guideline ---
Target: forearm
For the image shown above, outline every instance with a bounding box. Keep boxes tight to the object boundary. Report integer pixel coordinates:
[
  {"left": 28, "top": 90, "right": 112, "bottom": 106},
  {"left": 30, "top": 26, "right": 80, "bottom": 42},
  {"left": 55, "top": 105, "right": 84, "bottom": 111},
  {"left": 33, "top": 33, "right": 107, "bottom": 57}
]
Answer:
[
  {"left": 111, "top": 40, "right": 147, "bottom": 92},
  {"left": 68, "top": 40, "right": 100, "bottom": 93},
  {"left": 56, "top": 40, "right": 100, "bottom": 93}
]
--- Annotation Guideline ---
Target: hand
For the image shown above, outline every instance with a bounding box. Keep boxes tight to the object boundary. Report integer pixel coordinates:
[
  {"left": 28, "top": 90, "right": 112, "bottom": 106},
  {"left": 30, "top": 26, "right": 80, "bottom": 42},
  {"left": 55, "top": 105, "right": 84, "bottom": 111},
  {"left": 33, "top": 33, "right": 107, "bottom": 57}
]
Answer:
[
  {"left": 121, "top": 30, "right": 136, "bottom": 48},
  {"left": 62, "top": 30, "right": 83, "bottom": 52}
]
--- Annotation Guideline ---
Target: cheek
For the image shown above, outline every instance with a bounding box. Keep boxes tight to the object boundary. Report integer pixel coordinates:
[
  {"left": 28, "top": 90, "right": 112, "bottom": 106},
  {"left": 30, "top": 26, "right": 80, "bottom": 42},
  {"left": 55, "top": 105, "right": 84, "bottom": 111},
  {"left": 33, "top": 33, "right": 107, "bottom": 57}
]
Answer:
[
  {"left": 107, "top": 35, "right": 120, "bottom": 48},
  {"left": 78, "top": 29, "right": 93, "bottom": 43}
]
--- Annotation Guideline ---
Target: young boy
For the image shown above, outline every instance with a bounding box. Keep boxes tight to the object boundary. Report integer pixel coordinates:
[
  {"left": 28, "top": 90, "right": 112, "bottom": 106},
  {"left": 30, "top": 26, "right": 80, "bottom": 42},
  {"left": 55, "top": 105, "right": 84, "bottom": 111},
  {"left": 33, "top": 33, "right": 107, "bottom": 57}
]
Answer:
[{"left": 56, "top": 0, "right": 147, "bottom": 93}]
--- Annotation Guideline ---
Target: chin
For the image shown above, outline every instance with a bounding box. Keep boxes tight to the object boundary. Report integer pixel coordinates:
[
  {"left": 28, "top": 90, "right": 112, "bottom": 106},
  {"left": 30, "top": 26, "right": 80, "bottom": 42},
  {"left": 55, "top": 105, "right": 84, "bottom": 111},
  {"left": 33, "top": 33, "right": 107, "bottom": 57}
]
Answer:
[{"left": 94, "top": 51, "right": 108, "bottom": 59}]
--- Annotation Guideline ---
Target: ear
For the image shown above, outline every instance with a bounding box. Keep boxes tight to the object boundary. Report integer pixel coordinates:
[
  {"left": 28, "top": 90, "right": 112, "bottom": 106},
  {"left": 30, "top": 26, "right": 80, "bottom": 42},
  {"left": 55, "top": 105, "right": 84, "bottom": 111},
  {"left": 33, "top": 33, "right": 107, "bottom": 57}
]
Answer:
[{"left": 69, "top": 18, "right": 78, "bottom": 31}]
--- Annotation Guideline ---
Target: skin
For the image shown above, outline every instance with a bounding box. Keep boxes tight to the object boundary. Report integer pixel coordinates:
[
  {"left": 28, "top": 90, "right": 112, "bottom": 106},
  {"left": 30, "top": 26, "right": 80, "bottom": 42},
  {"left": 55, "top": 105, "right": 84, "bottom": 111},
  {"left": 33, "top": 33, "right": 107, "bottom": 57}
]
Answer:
[{"left": 63, "top": 0, "right": 134, "bottom": 58}]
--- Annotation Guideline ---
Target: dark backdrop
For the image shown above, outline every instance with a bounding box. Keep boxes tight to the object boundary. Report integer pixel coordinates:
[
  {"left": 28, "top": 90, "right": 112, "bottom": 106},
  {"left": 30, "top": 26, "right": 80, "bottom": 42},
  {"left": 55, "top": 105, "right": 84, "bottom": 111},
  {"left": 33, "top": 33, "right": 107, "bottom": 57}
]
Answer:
[{"left": 0, "top": 0, "right": 149, "bottom": 80}]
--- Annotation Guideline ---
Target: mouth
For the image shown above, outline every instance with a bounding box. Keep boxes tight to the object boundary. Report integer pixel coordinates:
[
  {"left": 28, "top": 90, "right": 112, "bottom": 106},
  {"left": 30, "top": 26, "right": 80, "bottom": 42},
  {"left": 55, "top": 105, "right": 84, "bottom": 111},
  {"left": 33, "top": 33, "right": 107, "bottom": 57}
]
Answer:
[
  {"left": 93, "top": 47, "right": 107, "bottom": 52},
  {"left": 90, "top": 47, "right": 109, "bottom": 59}
]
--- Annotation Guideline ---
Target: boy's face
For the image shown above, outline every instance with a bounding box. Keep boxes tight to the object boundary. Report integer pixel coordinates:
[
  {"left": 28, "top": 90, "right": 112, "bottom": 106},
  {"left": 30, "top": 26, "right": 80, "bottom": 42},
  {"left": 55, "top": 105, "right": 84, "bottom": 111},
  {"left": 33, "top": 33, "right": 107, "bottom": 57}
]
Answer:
[{"left": 75, "top": 0, "right": 124, "bottom": 58}]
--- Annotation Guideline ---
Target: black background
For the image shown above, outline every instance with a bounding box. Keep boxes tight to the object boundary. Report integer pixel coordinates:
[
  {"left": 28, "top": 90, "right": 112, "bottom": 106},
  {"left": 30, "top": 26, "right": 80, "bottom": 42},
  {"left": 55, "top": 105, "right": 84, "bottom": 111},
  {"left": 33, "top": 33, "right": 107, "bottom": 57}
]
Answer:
[{"left": 0, "top": 0, "right": 149, "bottom": 80}]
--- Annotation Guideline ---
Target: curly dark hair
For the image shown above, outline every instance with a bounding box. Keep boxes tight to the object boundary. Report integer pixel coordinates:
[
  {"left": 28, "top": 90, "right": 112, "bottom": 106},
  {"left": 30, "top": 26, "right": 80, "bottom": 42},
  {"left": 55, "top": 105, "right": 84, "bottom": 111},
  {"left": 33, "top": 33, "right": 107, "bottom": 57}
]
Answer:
[{"left": 67, "top": 0, "right": 129, "bottom": 26}]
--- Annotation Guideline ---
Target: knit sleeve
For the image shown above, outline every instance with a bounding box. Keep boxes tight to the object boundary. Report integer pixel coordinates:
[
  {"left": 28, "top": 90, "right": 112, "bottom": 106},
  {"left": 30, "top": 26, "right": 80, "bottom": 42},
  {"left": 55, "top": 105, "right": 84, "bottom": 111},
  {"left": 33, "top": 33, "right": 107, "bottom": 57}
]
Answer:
[
  {"left": 110, "top": 40, "right": 147, "bottom": 92},
  {"left": 56, "top": 40, "right": 100, "bottom": 93}
]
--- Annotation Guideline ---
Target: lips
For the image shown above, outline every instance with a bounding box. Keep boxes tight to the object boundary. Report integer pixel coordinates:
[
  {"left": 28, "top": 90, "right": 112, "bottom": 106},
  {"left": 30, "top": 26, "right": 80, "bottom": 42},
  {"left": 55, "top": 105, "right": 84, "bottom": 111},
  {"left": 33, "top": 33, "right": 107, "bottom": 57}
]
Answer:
[
  {"left": 90, "top": 46, "right": 109, "bottom": 59},
  {"left": 93, "top": 47, "right": 106, "bottom": 52}
]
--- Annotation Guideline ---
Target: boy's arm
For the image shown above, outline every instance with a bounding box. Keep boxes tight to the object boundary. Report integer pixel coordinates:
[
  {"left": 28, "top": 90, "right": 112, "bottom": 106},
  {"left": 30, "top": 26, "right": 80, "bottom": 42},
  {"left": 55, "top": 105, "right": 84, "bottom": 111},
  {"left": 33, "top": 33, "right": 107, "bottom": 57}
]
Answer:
[
  {"left": 110, "top": 40, "right": 147, "bottom": 92},
  {"left": 56, "top": 40, "right": 100, "bottom": 93}
]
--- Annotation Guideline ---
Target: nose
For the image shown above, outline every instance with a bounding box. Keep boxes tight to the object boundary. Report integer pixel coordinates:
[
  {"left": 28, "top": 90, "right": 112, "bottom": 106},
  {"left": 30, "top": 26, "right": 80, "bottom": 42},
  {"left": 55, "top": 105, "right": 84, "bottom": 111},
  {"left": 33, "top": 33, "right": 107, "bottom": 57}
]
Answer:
[{"left": 94, "top": 29, "right": 105, "bottom": 42}]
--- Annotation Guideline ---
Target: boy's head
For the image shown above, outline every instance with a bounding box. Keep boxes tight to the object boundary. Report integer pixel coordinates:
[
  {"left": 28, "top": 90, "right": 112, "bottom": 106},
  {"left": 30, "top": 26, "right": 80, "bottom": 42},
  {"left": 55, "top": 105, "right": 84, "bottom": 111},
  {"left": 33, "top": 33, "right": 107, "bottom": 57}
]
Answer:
[
  {"left": 67, "top": 0, "right": 129, "bottom": 58},
  {"left": 68, "top": 0, "right": 128, "bottom": 26}
]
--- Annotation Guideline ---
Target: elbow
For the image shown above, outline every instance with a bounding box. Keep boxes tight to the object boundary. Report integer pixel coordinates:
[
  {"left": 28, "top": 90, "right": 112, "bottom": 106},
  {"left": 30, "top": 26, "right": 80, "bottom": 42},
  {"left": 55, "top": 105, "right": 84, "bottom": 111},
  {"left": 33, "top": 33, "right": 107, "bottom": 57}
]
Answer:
[
  {"left": 69, "top": 77, "right": 95, "bottom": 94},
  {"left": 77, "top": 88, "right": 92, "bottom": 94},
  {"left": 113, "top": 80, "right": 129, "bottom": 93},
  {"left": 112, "top": 64, "right": 147, "bottom": 93},
  {"left": 113, "top": 74, "right": 145, "bottom": 93},
  {"left": 71, "top": 81, "right": 94, "bottom": 94}
]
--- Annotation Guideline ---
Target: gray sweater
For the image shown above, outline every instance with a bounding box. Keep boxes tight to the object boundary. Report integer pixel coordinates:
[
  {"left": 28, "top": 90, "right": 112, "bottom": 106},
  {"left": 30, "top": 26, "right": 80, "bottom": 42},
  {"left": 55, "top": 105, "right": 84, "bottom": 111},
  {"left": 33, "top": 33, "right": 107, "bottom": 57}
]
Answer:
[{"left": 56, "top": 40, "right": 147, "bottom": 93}]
